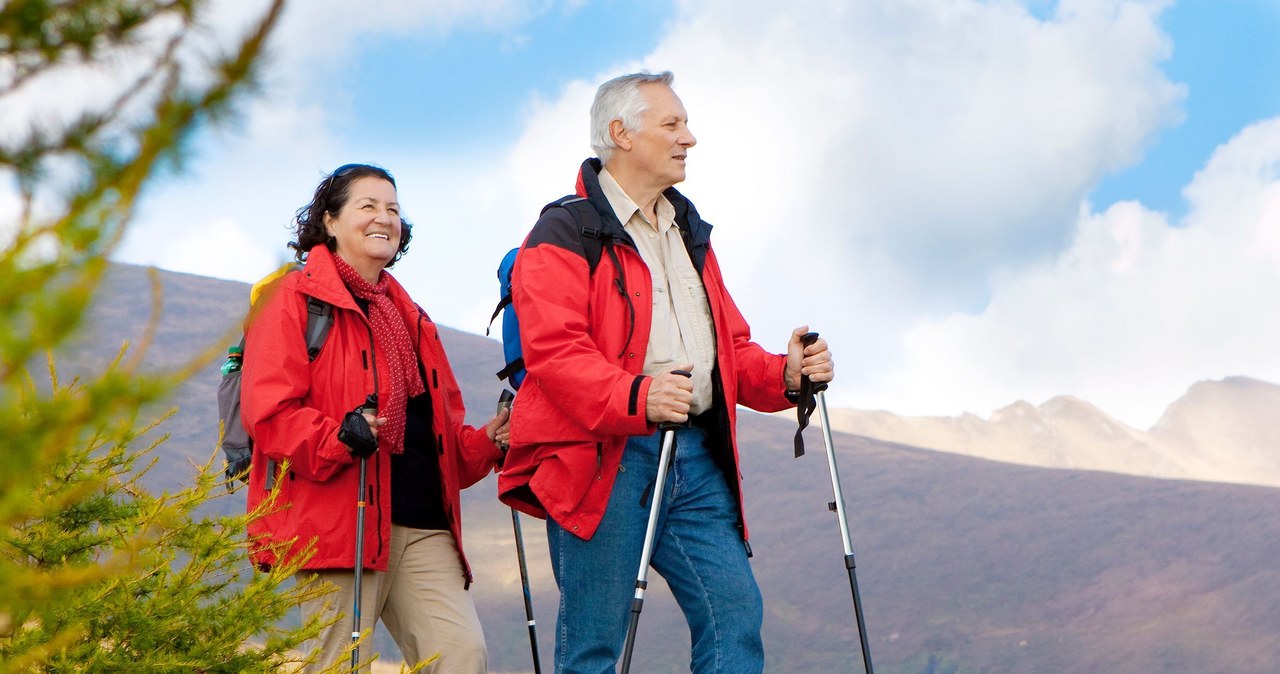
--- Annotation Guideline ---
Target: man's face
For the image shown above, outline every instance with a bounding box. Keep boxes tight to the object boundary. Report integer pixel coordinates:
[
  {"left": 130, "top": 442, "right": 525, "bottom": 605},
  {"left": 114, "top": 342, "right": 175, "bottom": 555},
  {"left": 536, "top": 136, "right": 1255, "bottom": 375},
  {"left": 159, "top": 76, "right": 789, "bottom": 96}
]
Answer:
[{"left": 625, "top": 83, "right": 697, "bottom": 189}]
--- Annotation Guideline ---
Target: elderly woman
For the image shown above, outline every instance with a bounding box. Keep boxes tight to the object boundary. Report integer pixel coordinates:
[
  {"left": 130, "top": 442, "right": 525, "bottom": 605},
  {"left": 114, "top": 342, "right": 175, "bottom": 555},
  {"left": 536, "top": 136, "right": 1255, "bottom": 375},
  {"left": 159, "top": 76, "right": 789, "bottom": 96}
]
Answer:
[{"left": 241, "top": 164, "right": 505, "bottom": 673}]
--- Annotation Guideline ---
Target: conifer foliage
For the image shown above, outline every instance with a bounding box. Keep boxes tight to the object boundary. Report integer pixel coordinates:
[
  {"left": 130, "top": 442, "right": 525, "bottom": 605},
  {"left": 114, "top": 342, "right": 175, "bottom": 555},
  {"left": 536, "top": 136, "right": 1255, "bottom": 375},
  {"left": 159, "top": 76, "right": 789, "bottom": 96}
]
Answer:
[{"left": 0, "top": 1, "right": 342, "bottom": 671}]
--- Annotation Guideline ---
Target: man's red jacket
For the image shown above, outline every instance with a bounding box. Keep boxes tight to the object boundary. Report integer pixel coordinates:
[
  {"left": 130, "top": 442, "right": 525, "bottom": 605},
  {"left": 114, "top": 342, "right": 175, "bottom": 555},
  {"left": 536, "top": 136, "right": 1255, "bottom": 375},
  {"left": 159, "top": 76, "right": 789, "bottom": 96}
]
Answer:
[{"left": 498, "top": 158, "right": 792, "bottom": 542}]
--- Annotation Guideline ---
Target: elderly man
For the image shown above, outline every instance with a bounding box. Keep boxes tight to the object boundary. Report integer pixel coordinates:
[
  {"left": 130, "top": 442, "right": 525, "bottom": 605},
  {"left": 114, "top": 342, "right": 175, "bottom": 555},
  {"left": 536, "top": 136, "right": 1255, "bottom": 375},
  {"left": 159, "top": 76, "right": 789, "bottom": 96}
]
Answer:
[{"left": 498, "top": 71, "right": 834, "bottom": 673}]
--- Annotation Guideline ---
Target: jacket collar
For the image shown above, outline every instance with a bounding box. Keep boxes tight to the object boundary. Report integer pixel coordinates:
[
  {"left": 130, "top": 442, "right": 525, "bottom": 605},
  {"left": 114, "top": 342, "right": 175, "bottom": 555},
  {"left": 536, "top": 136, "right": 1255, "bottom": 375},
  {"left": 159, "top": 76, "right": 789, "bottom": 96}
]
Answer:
[
  {"left": 298, "top": 245, "right": 418, "bottom": 320},
  {"left": 577, "top": 158, "right": 713, "bottom": 266}
]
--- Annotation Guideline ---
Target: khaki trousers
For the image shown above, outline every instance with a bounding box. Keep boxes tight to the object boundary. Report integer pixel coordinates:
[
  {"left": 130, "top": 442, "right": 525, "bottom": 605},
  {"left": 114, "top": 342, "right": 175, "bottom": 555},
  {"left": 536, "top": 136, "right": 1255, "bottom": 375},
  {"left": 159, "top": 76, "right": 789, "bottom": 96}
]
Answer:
[{"left": 299, "top": 526, "right": 487, "bottom": 673}]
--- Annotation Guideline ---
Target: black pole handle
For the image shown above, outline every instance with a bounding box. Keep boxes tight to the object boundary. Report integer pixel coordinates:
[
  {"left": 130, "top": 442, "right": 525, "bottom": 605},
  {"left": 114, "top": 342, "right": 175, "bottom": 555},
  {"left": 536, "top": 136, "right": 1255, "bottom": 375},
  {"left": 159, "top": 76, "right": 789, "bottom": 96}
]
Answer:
[
  {"left": 792, "top": 332, "right": 824, "bottom": 458},
  {"left": 799, "top": 332, "right": 828, "bottom": 394},
  {"left": 496, "top": 389, "right": 515, "bottom": 454},
  {"left": 657, "top": 369, "right": 693, "bottom": 432}
]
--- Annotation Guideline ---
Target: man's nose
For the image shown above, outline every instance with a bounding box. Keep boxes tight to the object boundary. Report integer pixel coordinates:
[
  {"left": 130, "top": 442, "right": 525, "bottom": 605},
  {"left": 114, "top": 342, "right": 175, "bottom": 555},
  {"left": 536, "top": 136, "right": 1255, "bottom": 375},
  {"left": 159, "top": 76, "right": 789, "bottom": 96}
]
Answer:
[{"left": 681, "top": 130, "right": 697, "bottom": 148}]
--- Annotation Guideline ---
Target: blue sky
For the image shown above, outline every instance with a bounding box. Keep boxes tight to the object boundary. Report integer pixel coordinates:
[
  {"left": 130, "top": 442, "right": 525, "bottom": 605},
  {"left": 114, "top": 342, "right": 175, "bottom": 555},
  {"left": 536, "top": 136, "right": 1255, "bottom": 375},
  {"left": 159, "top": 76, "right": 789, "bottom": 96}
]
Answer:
[
  {"left": 10, "top": 0, "right": 1277, "bottom": 428},
  {"left": 345, "top": 2, "right": 674, "bottom": 153},
  {"left": 1091, "top": 0, "right": 1280, "bottom": 218}
]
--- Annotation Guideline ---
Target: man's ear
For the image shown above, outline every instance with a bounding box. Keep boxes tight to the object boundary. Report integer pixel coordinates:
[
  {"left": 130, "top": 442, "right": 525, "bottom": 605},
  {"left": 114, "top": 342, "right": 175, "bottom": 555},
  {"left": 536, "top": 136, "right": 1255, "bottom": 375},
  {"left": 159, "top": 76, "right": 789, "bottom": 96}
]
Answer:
[{"left": 609, "top": 119, "right": 632, "bottom": 152}]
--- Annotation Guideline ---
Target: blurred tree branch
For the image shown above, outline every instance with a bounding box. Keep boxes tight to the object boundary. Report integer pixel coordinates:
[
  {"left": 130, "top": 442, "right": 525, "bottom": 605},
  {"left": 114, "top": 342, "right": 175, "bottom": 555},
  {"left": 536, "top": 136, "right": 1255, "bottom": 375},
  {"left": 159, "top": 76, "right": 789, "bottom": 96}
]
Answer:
[{"left": 0, "top": 2, "right": 365, "bottom": 672}]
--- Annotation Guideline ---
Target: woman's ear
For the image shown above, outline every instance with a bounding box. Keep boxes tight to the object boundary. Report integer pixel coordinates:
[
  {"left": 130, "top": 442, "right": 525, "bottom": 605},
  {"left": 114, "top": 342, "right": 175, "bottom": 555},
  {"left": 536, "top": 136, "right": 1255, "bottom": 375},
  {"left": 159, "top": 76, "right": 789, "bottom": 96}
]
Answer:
[{"left": 322, "top": 211, "right": 335, "bottom": 238}]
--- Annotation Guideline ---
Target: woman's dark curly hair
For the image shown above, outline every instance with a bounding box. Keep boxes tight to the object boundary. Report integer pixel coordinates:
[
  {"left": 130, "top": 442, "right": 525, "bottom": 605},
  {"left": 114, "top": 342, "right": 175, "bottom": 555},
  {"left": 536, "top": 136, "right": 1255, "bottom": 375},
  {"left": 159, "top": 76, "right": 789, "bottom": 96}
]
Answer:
[{"left": 289, "top": 163, "right": 413, "bottom": 267}]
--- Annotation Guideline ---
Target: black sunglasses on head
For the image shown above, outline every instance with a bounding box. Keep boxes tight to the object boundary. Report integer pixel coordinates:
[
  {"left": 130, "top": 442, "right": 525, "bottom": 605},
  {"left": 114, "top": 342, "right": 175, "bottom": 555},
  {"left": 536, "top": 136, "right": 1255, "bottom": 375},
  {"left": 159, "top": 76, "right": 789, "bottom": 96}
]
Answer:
[{"left": 320, "top": 163, "right": 381, "bottom": 204}]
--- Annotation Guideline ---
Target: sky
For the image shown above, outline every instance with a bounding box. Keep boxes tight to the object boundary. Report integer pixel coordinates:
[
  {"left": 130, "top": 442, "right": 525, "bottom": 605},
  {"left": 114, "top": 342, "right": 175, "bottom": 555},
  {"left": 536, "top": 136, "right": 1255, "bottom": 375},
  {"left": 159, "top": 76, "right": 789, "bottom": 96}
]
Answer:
[{"left": 7, "top": 0, "right": 1279, "bottom": 429}]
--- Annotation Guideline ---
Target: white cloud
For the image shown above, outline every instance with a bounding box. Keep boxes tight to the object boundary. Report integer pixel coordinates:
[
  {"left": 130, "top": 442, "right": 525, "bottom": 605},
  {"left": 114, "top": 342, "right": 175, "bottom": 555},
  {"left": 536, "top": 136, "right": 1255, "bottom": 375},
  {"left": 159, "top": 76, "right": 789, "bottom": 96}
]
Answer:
[
  {"left": 260, "top": 0, "right": 544, "bottom": 84},
  {"left": 39, "top": 0, "right": 1276, "bottom": 431},
  {"left": 891, "top": 116, "right": 1280, "bottom": 427},
  {"left": 493, "top": 0, "right": 1187, "bottom": 419},
  {"left": 144, "top": 216, "right": 282, "bottom": 279},
  {"left": 113, "top": 0, "right": 557, "bottom": 286}
]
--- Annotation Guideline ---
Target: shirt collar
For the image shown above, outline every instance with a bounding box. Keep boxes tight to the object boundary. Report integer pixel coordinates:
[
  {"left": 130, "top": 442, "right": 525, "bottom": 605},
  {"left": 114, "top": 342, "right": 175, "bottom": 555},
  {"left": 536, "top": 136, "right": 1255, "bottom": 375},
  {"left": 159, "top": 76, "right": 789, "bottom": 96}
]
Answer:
[{"left": 598, "top": 167, "right": 675, "bottom": 233}]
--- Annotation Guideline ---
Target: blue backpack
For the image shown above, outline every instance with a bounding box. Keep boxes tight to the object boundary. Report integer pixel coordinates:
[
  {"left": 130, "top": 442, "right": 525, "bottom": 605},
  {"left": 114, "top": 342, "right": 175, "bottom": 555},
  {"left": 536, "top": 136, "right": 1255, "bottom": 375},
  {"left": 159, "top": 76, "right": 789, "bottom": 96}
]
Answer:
[
  {"left": 489, "top": 247, "right": 527, "bottom": 389},
  {"left": 488, "top": 196, "right": 611, "bottom": 390}
]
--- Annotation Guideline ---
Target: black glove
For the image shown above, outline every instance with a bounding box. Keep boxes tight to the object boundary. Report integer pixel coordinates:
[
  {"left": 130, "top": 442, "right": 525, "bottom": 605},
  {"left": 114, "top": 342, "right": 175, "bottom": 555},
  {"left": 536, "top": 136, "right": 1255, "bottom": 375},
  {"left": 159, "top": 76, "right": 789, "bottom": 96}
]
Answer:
[
  {"left": 224, "top": 452, "right": 252, "bottom": 486},
  {"left": 338, "top": 408, "right": 378, "bottom": 458}
]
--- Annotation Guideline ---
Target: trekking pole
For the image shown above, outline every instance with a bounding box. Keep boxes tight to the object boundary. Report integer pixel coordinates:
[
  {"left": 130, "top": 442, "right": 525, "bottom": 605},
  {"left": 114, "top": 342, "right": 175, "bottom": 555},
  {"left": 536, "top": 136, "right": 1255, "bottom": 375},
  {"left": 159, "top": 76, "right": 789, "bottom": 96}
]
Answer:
[
  {"left": 510, "top": 509, "right": 542, "bottom": 673},
  {"left": 350, "top": 394, "right": 378, "bottom": 672},
  {"left": 799, "top": 332, "right": 874, "bottom": 674},
  {"left": 350, "top": 455, "right": 368, "bottom": 672},
  {"left": 620, "top": 369, "right": 691, "bottom": 674},
  {"left": 497, "top": 390, "right": 543, "bottom": 674}
]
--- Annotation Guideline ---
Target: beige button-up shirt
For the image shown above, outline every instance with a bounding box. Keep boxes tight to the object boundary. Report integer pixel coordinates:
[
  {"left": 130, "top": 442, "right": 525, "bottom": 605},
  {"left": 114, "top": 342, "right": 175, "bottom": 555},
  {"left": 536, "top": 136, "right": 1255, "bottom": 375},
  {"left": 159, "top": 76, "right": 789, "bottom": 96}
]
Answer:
[{"left": 598, "top": 168, "right": 717, "bottom": 414}]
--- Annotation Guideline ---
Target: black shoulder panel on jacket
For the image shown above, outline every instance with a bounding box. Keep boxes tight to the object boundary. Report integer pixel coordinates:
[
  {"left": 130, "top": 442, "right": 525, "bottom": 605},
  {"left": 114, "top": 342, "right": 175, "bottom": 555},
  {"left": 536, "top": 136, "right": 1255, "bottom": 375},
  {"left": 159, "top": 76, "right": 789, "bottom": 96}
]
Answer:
[{"left": 524, "top": 206, "right": 587, "bottom": 261}]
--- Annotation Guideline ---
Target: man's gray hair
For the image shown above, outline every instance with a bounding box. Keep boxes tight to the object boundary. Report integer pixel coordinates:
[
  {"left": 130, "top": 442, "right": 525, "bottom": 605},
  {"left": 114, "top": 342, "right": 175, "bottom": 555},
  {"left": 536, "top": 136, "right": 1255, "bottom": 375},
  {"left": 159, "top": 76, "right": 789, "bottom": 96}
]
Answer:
[{"left": 590, "top": 71, "right": 675, "bottom": 164}]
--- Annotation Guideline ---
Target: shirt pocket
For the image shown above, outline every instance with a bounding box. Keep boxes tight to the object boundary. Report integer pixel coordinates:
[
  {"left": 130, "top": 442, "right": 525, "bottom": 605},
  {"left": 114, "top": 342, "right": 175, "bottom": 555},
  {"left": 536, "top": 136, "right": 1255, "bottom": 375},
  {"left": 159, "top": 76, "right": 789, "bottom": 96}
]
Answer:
[{"left": 676, "top": 270, "right": 716, "bottom": 364}]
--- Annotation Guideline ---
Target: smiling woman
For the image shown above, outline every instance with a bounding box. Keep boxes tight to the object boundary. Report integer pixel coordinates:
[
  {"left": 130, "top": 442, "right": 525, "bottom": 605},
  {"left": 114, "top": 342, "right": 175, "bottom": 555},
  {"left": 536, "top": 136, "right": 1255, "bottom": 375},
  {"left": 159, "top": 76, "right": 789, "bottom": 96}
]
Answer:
[
  {"left": 290, "top": 164, "right": 413, "bottom": 276},
  {"left": 239, "top": 163, "right": 511, "bottom": 672}
]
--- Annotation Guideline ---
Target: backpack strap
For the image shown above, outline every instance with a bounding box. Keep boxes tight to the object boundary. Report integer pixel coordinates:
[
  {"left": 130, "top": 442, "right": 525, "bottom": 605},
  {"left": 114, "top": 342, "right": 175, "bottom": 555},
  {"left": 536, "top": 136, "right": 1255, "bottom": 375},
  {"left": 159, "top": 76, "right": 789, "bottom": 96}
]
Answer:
[
  {"left": 248, "top": 262, "right": 332, "bottom": 363},
  {"left": 303, "top": 296, "right": 333, "bottom": 362},
  {"left": 485, "top": 294, "right": 512, "bottom": 336},
  {"left": 495, "top": 357, "right": 524, "bottom": 384},
  {"left": 486, "top": 247, "right": 521, "bottom": 337},
  {"left": 601, "top": 240, "right": 635, "bottom": 359},
  {"left": 543, "top": 195, "right": 607, "bottom": 274},
  {"left": 528, "top": 194, "right": 638, "bottom": 360}
]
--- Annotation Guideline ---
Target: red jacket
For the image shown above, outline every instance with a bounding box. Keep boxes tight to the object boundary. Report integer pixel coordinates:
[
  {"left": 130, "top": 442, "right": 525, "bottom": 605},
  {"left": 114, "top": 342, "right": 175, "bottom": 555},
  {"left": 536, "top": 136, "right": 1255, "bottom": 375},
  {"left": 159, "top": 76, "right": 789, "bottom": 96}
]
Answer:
[
  {"left": 242, "top": 245, "right": 501, "bottom": 581},
  {"left": 497, "top": 159, "right": 792, "bottom": 541}
]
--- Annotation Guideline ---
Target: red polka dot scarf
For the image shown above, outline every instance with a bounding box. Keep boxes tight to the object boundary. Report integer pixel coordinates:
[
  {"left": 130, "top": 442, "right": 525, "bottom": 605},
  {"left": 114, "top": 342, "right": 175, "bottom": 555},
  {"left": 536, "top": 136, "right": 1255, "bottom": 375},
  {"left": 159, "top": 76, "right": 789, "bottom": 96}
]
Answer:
[{"left": 333, "top": 255, "right": 424, "bottom": 454}]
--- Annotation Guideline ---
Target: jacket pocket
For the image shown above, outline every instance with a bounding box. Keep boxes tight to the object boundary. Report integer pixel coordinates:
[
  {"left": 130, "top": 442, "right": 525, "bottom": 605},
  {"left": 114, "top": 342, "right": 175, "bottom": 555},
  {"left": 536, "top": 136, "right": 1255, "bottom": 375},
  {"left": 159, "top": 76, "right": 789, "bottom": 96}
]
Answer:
[
  {"left": 528, "top": 441, "right": 599, "bottom": 523},
  {"left": 510, "top": 380, "right": 596, "bottom": 443}
]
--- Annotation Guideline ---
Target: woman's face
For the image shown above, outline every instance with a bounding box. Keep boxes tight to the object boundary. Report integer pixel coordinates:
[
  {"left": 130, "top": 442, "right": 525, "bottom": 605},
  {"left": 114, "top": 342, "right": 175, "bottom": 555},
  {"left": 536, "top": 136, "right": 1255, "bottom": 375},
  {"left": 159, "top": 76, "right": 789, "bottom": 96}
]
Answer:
[{"left": 324, "top": 176, "right": 402, "bottom": 272}]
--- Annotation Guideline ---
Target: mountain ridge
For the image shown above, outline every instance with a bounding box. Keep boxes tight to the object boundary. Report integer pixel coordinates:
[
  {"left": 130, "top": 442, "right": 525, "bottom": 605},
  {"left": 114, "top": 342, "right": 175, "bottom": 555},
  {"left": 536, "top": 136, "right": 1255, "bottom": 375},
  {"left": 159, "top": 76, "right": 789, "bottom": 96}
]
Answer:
[{"left": 820, "top": 375, "right": 1280, "bottom": 488}]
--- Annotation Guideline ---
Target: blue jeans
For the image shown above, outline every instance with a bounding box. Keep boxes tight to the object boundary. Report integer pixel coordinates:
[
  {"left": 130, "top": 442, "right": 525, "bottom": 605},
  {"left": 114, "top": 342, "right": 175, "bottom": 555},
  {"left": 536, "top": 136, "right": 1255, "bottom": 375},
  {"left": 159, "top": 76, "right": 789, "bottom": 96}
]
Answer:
[{"left": 546, "top": 426, "right": 764, "bottom": 674}]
